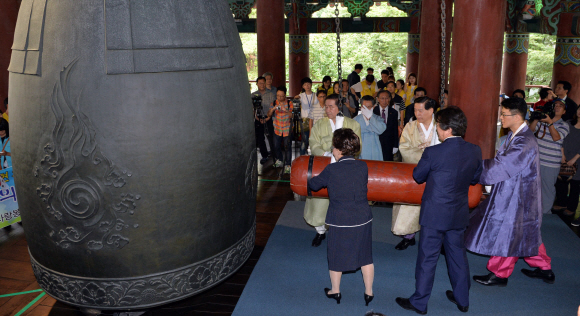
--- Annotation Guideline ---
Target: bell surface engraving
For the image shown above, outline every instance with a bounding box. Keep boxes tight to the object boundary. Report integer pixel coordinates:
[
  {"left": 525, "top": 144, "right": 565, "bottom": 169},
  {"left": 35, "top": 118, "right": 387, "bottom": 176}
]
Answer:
[{"left": 9, "top": 0, "right": 255, "bottom": 310}]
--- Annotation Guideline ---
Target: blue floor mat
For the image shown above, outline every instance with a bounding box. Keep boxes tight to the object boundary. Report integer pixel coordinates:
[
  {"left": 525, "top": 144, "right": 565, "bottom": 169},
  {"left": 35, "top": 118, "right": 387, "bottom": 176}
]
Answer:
[{"left": 233, "top": 201, "right": 580, "bottom": 316}]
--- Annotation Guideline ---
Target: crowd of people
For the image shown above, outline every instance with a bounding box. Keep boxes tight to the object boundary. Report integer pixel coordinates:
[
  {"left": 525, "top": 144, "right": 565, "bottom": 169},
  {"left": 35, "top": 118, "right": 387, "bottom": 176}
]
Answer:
[{"left": 251, "top": 68, "right": 579, "bottom": 312}]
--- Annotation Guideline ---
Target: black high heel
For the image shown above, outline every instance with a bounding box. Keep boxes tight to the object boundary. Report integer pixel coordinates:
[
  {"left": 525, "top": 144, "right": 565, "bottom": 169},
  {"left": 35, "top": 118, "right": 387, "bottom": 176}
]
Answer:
[
  {"left": 324, "top": 288, "right": 341, "bottom": 304},
  {"left": 364, "top": 293, "right": 374, "bottom": 306}
]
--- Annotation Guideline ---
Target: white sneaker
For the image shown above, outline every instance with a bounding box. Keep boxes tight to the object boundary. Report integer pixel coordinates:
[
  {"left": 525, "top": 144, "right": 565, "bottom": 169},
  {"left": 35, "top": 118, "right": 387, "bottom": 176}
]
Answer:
[
  {"left": 284, "top": 165, "right": 291, "bottom": 174},
  {"left": 274, "top": 160, "right": 283, "bottom": 168}
]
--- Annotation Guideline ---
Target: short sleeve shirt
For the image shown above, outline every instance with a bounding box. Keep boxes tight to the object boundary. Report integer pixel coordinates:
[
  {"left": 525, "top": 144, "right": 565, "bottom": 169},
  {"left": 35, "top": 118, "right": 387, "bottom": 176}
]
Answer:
[
  {"left": 299, "top": 92, "right": 318, "bottom": 119},
  {"left": 272, "top": 100, "right": 293, "bottom": 137},
  {"left": 534, "top": 119, "right": 570, "bottom": 168}
]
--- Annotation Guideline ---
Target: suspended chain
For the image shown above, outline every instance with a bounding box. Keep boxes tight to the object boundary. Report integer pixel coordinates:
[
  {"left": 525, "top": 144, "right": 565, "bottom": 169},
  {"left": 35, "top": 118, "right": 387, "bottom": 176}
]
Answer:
[
  {"left": 291, "top": 0, "right": 299, "bottom": 33},
  {"left": 439, "top": 0, "right": 446, "bottom": 108},
  {"left": 334, "top": 0, "right": 343, "bottom": 109}
]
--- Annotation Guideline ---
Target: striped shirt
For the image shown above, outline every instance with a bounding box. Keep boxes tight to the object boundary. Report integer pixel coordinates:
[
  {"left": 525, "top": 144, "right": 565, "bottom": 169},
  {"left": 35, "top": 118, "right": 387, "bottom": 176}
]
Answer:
[
  {"left": 272, "top": 100, "right": 293, "bottom": 137},
  {"left": 534, "top": 119, "right": 570, "bottom": 168},
  {"left": 308, "top": 104, "right": 327, "bottom": 126}
]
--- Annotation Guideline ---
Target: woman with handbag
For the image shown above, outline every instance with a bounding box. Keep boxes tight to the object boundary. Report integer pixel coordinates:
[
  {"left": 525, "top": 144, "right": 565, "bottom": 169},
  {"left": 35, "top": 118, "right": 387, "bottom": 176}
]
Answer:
[{"left": 554, "top": 106, "right": 580, "bottom": 226}]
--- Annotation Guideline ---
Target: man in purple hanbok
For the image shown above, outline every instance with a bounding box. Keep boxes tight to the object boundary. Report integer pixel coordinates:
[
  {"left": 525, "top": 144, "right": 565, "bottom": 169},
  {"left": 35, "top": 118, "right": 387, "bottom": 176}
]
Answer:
[{"left": 465, "top": 98, "right": 555, "bottom": 286}]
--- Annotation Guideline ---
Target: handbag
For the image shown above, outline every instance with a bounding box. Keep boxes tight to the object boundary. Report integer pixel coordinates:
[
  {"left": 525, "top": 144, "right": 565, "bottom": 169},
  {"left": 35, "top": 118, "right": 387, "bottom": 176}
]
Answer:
[
  {"left": 559, "top": 162, "right": 578, "bottom": 178},
  {"left": 301, "top": 118, "right": 310, "bottom": 132}
]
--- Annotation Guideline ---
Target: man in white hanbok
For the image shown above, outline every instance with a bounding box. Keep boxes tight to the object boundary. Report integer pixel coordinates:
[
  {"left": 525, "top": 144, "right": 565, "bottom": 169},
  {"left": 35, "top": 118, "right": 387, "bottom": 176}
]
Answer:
[{"left": 392, "top": 97, "right": 440, "bottom": 250}]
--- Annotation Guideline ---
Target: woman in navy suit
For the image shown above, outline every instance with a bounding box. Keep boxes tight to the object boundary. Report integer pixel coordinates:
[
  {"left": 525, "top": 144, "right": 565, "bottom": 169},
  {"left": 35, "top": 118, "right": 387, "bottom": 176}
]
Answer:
[{"left": 308, "top": 128, "right": 374, "bottom": 306}]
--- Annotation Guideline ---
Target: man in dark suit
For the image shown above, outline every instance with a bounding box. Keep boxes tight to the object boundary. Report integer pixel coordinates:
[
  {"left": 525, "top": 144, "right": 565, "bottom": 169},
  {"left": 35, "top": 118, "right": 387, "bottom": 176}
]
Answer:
[
  {"left": 554, "top": 80, "right": 578, "bottom": 122},
  {"left": 374, "top": 90, "right": 399, "bottom": 161},
  {"left": 396, "top": 106, "right": 483, "bottom": 314},
  {"left": 347, "top": 63, "right": 363, "bottom": 88}
]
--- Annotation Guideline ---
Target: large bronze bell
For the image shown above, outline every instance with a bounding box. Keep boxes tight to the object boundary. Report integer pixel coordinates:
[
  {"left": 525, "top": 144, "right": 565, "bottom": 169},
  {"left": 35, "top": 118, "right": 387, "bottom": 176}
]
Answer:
[{"left": 9, "top": 0, "right": 256, "bottom": 310}]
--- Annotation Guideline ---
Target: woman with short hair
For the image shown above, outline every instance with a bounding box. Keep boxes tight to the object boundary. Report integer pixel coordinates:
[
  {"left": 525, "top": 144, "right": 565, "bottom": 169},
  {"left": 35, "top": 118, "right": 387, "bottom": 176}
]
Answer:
[{"left": 308, "top": 128, "right": 374, "bottom": 306}]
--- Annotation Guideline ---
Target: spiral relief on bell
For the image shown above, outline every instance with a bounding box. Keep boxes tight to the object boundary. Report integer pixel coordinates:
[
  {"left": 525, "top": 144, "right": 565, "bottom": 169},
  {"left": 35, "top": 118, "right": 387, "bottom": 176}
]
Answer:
[
  {"left": 34, "top": 59, "right": 139, "bottom": 251},
  {"left": 60, "top": 179, "right": 102, "bottom": 220}
]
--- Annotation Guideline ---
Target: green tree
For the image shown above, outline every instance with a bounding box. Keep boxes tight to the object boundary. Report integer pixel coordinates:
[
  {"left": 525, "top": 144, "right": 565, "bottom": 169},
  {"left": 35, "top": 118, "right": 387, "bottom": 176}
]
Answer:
[
  {"left": 525, "top": 34, "right": 556, "bottom": 102},
  {"left": 239, "top": 4, "right": 556, "bottom": 99},
  {"left": 309, "top": 3, "right": 408, "bottom": 85}
]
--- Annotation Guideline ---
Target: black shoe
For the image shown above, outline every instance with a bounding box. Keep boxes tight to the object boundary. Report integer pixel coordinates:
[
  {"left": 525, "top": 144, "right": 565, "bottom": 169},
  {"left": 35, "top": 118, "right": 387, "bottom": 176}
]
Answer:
[
  {"left": 521, "top": 268, "right": 555, "bottom": 284},
  {"left": 324, "top": 288, "right": 341, "bottom": 304},
  {"left": 395, "top": 297, "right": 426, "bottom": 315},
  {"left": 561, "top": 209, "right": 575, "bottom": 217},
  {"left": 259, "top": 156, "right": 269, "bottom": 164},
  {"left": 473, "top": 272, "right": 508, "bottom": 287},
  {"left": 446, "top": 290, "right": 468, "bottom": 312},
  {"left": 395, "top": 237, "right": 416, "bottom": 250},
  {"left": 551, "top": 207, "right": 565, "bottom": 215},
  {"left": 312, "top": 233, "right": 326, "bottom": 247},
  {"left": 364, "top": 293, "right": 374, "bottom": 306}
]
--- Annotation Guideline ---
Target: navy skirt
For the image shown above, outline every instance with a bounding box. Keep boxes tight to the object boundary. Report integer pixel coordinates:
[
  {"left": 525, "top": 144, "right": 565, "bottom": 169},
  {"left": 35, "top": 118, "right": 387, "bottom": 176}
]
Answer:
[{"left": 327, "top": 221, "right": 373, "bottom": 272}]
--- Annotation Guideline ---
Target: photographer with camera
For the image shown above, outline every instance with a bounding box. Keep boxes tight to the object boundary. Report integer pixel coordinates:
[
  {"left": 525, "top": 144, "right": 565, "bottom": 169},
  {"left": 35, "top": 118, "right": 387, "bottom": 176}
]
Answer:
[
  {"left": 267, "top": 86, "right": 293, "bottom": 174},
  {"left": 252, "top": 77, "right": 276, "bottom": 164},
  {"left": 533, "top": 88, "right": 555, "bottom": 111},
  {"left": 529, "top": 99, "right": 570, "bottom": 214},
  {"left": 333, "top": 80, "right": 357, "bottom": 118}
]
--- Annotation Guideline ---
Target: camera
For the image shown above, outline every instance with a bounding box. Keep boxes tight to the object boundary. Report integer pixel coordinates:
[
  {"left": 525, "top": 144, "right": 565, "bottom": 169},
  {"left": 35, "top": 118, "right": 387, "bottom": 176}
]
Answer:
[
  {"left": 252, "top": 93, "right": 262, "bottom": 109},
  {"left": 291, "top": 99, "right": 301, "bottom": 116},
  {"left": 530, "top": 102, "right": 554, "bottom": 121},
  {"left": 252, "top": 94, "right": 264, "bottom": 118}
]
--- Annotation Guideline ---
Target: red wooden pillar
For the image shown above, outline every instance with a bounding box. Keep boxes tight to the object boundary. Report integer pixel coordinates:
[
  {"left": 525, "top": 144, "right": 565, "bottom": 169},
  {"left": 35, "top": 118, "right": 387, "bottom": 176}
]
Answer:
[
  {"left": 552, "top": 12, "right": 580, "bottom": 102},
  {"left": 500, "top": 33, "right": 529, "bottom": 95},
  {"left": 417, "top": 0, "right": 452, "bottom": 99},
  {"left": 448, "top": 0, "right": 506, "bottom": 159},
  {"left": 257, "top": 0, "right": 286, "bottom": 88},
  {"left": 406, "top": 16, "right": 420, "bottom": 79},
  {"left": 289, "top": 16, "right": 309, "bottom": 97},
  {"left": 0, "top": 0, "right": 20, "bottom": 111}
]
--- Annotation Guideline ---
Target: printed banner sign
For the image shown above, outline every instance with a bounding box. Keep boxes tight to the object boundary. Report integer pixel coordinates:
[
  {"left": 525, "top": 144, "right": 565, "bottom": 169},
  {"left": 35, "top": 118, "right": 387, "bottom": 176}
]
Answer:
[{"left": 0, "top": 167, "right": 20, "bottom": 228}]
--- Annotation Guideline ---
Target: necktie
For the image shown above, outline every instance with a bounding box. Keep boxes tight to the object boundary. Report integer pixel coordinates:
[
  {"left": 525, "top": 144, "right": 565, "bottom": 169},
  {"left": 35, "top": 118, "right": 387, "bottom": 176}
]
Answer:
[{"left": 381, "top": 109, "right": 386, "bottom": 123}]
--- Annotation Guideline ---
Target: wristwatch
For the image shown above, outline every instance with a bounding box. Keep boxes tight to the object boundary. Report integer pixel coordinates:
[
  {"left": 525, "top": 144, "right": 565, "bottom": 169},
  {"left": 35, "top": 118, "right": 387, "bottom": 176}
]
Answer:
[{"left": 547, "top": 123, "right": 554, "bottom": 127}]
